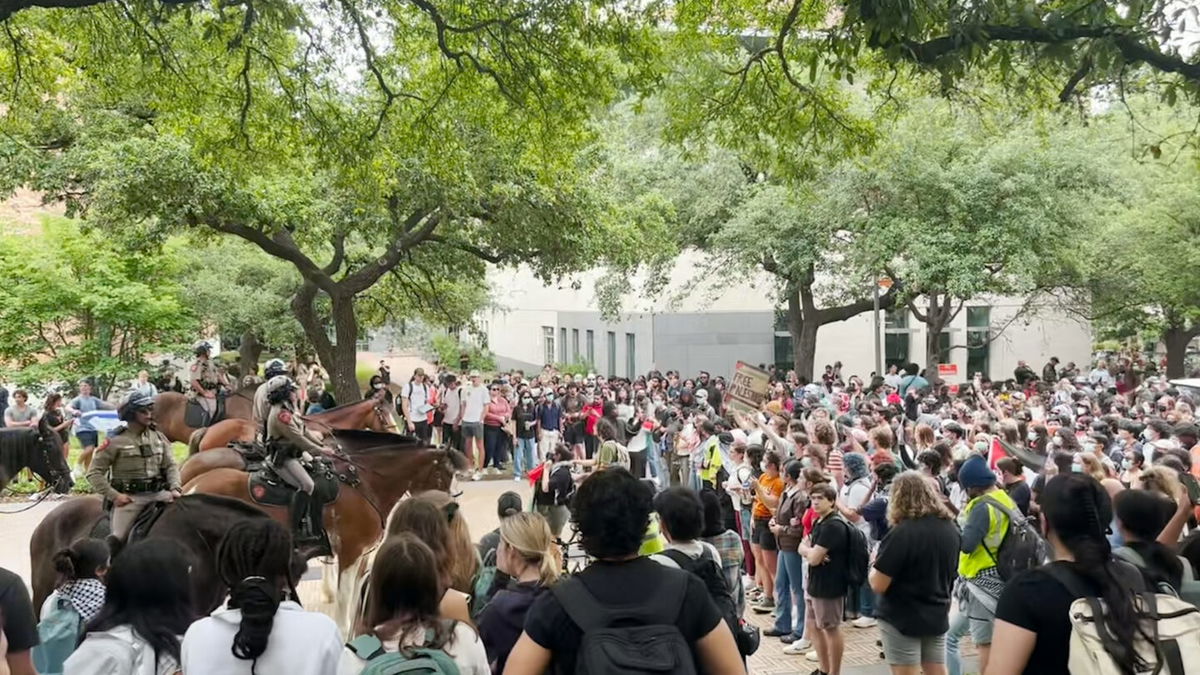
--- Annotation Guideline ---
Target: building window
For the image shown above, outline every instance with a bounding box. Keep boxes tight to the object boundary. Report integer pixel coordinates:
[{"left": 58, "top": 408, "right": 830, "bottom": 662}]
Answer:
[
  {"left": 625, "top": 333, "right": 636, "bottom": 379},
  {"left": 572, "top": 329, "right": 580, "bottom": 361},
  {"left": 559, "top": 327, "right": 567, "bottom": 363},
  {"left": 883, "top": 308, "right": 910, "bottom": 370},
  {"left": 606, "top": 332, "right": 616, "bottom": 377},
  {"left": 774, "top": 334, "right": 794, "bottom": 372},
  {"left": 967, "top": 306, "right": 991, "bottom": 378},
  {"left": 586, "top": 330, "right": 595, "bottom": 364},
  {"left": 542, "top": 326, "right": 555, "bottom": 366}
]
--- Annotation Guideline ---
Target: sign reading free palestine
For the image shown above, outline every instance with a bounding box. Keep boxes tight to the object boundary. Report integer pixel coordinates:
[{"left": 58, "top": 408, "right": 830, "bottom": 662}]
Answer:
[{"left": 724, "top": 361, "right": 772, "bottom": 414}]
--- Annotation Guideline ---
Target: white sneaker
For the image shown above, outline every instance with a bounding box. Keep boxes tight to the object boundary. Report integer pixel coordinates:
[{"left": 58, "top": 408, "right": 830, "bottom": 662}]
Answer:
[
  {"left": 782, "top": 639, "right": 811, "bottom": 655},
  {"left": 806, "top": 650, "right": 818, "bottom": 662},
  {"left": 852, "top": 616, "right": 878, "bottom": 628},
  {"left": 513, "top": 476, "right": 523, "bottom": 482},
  {"left": 472, "top": 471, "right": 482, "bottom": 481}
]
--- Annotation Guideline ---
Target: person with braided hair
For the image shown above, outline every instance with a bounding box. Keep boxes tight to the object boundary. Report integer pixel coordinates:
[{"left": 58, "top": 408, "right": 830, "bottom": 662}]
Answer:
[
  {"left": 181, "top": 519, "right": 342, "bottom": 674},
  {"left": 988, "top": 473, "right": 1153, "bottom": 674}
]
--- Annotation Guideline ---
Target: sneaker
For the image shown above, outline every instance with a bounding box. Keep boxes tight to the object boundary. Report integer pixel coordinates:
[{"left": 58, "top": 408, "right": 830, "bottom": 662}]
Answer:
[
  {"left": 852, "top": 616, "right": 878, "bottom": 628},
  {"left": 763, "top": 628, "right": 788, "bottom": 638},
  {"left": 513, "top": 476, "right": 523, "bottom": 482},
  {"left": 783, "top": 638, "right": 811, "bottom": 652},
  {"left": 780, "top": 634, "right": 798, "bottom": 644},
  {"left": 806, "top": 650, "right": 819, "bottom": 662},
  {"left": 471, "top": 471, "right": 482, "bottom": 481},
  {"left": 751, "top": 598, "right": 775, "bottom": 614}
]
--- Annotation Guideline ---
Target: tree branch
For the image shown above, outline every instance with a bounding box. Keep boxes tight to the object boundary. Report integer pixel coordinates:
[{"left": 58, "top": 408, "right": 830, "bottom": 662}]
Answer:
[
  {"left": 426, "top": 233, "right": 504, "bottom": 263},
  {"left": 408, "top": 0, "right": 520, "bottom": 103},
  {"left": 813, "top": 284, "right": 900, "bottom": 325},
  {"left": 0, "top": 0, "right": 112, "bottom": 23},
  {"left": 323, "top": 231, "right": 346, "bottom": 276},
  {"left": 200, "top": 216, "right": 335, "bottom": 292},
  {"left": 338, "top": 209, "right": 439, "bottom": 294}
]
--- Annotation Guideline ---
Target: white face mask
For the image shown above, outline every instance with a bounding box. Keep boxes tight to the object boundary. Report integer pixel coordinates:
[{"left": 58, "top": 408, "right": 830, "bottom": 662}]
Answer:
[
  {"left": 1027, "top": 431, "right": 1038, "bottom": 442},
  {"left": 1053, "top": 436, "right": 1064, "bottom": 446}
]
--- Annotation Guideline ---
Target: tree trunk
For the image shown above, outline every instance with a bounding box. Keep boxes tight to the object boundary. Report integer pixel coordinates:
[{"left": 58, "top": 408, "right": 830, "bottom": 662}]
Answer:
[
  {"left": 327, "top": 292, "right": 363, "bottom": 404},
  {"left": 787, "top": 287, "right": 819, "bottom": 381},
  {"left": 1162, "top": 324, "right": 1198, "bottom": 379},
  {"left": 238, "top": 329, "right": 263, "bottom": 381}
]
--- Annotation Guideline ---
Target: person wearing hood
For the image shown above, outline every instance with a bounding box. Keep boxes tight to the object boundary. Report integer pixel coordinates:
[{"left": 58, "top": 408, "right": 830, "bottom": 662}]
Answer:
[
  {"left": 944, "top": 455, "right": 1013, "bottom": 675},
  {"left": 182, "top": 519, "right": 341, "bottom": 674}
]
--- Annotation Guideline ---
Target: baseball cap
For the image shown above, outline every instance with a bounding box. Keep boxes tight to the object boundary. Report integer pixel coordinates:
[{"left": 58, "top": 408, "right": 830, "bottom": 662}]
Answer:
[{"left": 469, "top": 370, "right": 481, "bottom": 378}]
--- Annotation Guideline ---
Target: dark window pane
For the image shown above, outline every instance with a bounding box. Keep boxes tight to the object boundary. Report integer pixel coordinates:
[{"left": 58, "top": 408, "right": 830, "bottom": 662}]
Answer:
[
  {"left": 774, "top": 334, "right": 794, "bottom": 372},
  {"left": 967, "top": 306, "right": 990, "bottom": 328},
  {"left": 884, "top": 308, "right": 908, "bottom": 329},
  {"left": 885, "top": 333, "right": 910, "bottom": 370}
]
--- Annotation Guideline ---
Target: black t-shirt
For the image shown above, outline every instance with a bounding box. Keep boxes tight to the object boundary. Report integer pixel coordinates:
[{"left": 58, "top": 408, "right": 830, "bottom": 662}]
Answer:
[
  {"left": 0, "top": 567, "right": 38, "bottom": 653},
  {"left": 994, "top": 561, "right": 1103, "bottom": 675},
  {"left": 1005, "top": 480, "right": 1032, "bottom": 516},
  {"left": 523, "top": 557, "right": 722, "bottom": 675},
  {"left": 873, "top": 515, "right": 960, "bottom": 636},
  {"left": 807, "top": 514, "right": 850, "bottom": 598}
]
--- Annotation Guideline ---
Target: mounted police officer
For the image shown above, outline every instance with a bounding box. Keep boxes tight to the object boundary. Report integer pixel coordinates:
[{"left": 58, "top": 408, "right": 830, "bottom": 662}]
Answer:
[
  {"left": 264, "top": 375, "right": 325, "bottom": 546},
  {"left": 253, "top": 358, "right": 290, "bottom": 439},
  {"left": 188, "top": 340, "right": 226, "bottom": 422},
  {"left": 87, "top": 391, "right": 181, "bottom": 551}
]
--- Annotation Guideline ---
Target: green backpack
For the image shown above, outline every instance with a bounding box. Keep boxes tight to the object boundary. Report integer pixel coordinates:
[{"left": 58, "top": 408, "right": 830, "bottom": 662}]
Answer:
[{"left": 346, "top": 622, "right": 461, "bottom": 675}]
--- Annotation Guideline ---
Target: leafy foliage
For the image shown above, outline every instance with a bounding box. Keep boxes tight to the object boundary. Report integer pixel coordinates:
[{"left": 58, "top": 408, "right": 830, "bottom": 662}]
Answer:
[{"left": 0, "top": 217, "right": 195, "bottom": 392}]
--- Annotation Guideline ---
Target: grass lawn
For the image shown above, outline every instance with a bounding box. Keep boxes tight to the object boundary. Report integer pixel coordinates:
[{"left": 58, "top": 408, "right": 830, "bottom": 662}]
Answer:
[{"left": 3, "top": 434, "right": 190, "bottom": 496}]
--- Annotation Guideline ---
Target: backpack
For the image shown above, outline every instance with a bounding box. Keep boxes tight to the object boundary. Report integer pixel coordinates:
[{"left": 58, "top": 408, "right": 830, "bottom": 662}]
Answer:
[
  {"left": 659, "top": 548, "right": 760, "bottom": 656},
  {"left": 471, "top": 548, "right": 500, "bottom": 618},
  {"left": 978, "top": 495, "right": 1051, "bottom": 581},
  {"left": 1045, "top": 563, "right": 1200, "bottom": 675},
  {"left": 32, "top": 595, "right": 84, "bottom": 675},
  {"left": 600, "top": 440, "right": 630, "bottom": 471},
  {"left": 551, "top": 571, "right": 699, "bottom": 675},
  {"left": 1114, "top": 547, "right": 1200, "bottom": 608},
  {"left": 833, "top": 516, "right": 870, "bottom": 588},
  {"left": 345, "top": 621, "right": 461, "bottom": 675}
]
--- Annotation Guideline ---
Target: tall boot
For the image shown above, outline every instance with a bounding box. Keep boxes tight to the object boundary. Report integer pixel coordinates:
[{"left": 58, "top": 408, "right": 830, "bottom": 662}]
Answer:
[{"left": 290, "top": 490, "right": 312, "bottom": 542}]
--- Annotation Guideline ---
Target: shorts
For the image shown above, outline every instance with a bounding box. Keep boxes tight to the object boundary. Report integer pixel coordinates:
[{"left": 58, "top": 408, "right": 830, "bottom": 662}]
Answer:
[
  {"left": 965, "top": 592, "right": 995, "bottom": 645},
  {"left": 564, "top": 422, "right": 584, "bottom": 446},
  {"left": 878, "top": 619, "right": 946, "bottom": 666},
  {"left": 76, "top": 430, "right": 99, "bottom": 448},
  {"left": 804, "top": 594, "right": 844, "bottom": 630},
  {"left": 752, "top": 517, "right": 777, "bottom": 550},
  {"left": 461, "top": 421, "right": 484, "bottom": 439}
]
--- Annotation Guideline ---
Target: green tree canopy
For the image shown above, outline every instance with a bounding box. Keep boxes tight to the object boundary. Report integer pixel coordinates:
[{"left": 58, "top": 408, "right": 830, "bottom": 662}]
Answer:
[{"left": 0, "top": 217, "right": 195, "bottom": 394}]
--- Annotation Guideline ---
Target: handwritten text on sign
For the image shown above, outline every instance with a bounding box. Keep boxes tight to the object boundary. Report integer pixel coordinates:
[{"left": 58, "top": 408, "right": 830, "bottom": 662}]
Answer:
[{"left": 724, "top": 361, "right": 772, "bottom": 414}]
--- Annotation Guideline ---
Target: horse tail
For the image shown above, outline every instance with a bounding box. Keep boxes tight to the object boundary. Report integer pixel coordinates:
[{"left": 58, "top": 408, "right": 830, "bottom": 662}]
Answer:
[{"left": 188, "top": 427, "right": 208, "bottom": 456}]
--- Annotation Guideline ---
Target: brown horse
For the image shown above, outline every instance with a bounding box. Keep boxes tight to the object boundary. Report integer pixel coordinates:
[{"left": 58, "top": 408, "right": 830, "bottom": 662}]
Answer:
[
  {"left": 182, "top": 430, "right": 465, "bottom": 632},
  {"left": 186, "top": 388, "right": 396, "bottom": 454},
  {"left": 178, "top": 391, "right": 397, "bottom": 484},
  {"left": 29, "top": 494, "right": 296, "bottom": 614},
  {"left": 154, "top": 384, "right": 258, "bottom": 444}
]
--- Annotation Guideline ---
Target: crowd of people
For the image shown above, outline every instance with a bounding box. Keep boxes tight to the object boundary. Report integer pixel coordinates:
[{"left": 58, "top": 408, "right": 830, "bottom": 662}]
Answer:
[{"left": 1, "top": 354, "right": 1200, "bottom": 675}]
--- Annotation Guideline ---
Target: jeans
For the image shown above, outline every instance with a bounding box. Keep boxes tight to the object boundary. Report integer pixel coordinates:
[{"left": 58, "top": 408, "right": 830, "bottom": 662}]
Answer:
[
  {"left": 773, "top": 550, "right": 806, "bottom": 638},
  {"left": 646, "top": 442, "right": 662, "bottom": 482},
  {"left": 859, "top": 579, "right": 876, "bottom": 617},
  {"left": 945, "top": 600, "right": 970, "bottom": 675},
  {"left": 484, "top": 425, "right": 507, "bottom": 469},
  {"left": 514, "top": 437, "right": 536, "bottom": 478}
]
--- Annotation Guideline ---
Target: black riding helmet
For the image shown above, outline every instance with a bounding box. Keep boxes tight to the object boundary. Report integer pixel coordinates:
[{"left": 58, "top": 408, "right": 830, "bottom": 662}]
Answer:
[{"left": 118, "top": 390, "right": 155, "bottom": 422}]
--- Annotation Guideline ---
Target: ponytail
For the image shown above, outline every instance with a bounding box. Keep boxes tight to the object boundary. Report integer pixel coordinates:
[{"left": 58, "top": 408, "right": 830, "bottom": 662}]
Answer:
[
  {"left": 499, "top": 512, "right": 560, "bottom": 586},
  {"left": 53, "top": 538, "right": 109, "bottom": 586},
  {"left": 228, "top": 576, "right": 281, "bottom": 673}
]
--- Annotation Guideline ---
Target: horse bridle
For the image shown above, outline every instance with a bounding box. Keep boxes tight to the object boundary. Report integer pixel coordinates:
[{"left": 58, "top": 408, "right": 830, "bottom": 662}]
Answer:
[{"left": 371, "top": 398, "right": 398, "bottom": 432}]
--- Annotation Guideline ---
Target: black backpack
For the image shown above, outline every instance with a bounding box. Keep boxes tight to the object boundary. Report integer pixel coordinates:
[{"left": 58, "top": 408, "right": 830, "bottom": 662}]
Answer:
[
  {"left": 551, "top": 572, "right": 698, "bottom": 675},
  {"left": 833, "top": 516, "right": 871, "bottom": 588},
  {"left": 978, "top": 495, "right": 1050, "bottom": 581},
  {"left": 660, "top": 548, "right": 760, "bottom": 656}
]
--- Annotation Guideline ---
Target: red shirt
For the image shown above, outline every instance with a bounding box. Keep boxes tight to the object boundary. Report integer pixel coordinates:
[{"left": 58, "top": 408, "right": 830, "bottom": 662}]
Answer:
[
  {"left": 802, "top": 506, "right": 819, "bottom": 537},
  {"left": 583, "top": 402, "right": 603, "bottom": 435}
]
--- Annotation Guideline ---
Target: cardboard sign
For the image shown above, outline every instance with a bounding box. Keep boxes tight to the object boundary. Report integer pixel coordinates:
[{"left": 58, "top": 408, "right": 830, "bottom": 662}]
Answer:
[
  {"left": 937, "top": 363, "right": 958, "bottom": 377},
  {"left": 724, "top": 361, "right": 772, "bottom": 413}
]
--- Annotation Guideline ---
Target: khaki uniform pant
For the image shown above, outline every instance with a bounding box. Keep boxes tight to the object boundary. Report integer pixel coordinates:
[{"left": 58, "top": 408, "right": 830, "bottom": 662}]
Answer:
[
  {"left": 195, "top": 395, "right": 216, "bottom": 418},
  {"left": 112, "top": 491, "right": 174, "bottom": 540},
  {"left": 275, "top": 458, "right": 315, "bottom": 494}
]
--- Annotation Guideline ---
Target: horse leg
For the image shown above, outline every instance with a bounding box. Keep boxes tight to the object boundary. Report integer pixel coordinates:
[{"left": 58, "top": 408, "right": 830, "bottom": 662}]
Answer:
[{"left": 328, "top": 491, "right": 383, "bottom": 637}]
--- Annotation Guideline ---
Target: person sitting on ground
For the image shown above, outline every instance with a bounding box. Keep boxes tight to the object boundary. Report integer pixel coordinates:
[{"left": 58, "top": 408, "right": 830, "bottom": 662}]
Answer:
[
  {"left": 34, "top": 539, "right": 109, "bottom": 675},
  {"left": 504, "top": 468, "right": 745, "bottom": 675},
  {"left": 182, "top": 519, "right": 342, "bottom": 674},
  {"left": 339, "top": 534, "right": 488, "bottom": 675},
  {"left": 65, "top": 540, "right": 196, "bottom": 675},
  {"left": 988, "top": 474, "right": 1153, "bottom": 674},
  {"left": 476, "top": 512, "right": 560, "bottom": 674}
]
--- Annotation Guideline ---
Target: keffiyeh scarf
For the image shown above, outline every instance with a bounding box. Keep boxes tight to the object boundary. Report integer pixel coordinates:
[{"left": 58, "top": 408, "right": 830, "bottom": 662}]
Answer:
[{"left": 60, "top": 578, "right": 106, "bottom": 622}]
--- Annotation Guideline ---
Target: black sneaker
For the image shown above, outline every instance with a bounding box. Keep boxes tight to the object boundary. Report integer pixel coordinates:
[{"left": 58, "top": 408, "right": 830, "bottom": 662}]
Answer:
[
  {"left": 780, "top": 634, "right": 799, "bottom": 644},
  {"left": 763, "top": 627, "right": 788, "bottom": 638}
]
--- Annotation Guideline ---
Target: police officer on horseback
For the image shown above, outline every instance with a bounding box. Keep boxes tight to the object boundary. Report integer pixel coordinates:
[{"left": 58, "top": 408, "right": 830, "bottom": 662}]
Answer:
[
  {"left": 264, "top": 375, "right": 325, "bottom": 547},
  {"left": 253, "top": 358, "right": 289, "bottom": 439},
  {"left": 87, "top": 391, "right": 181, "bottom": 551},
  {"left": 189, "top": 340, "right": 226, "bottom": 422}
]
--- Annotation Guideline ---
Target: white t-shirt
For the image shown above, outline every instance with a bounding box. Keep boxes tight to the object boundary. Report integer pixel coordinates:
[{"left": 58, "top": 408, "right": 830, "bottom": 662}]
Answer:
[
  {"left": 839, "top": 477, "right": 873, "bottom": 538},
  {"left": 460, "top": 385, "right": 489, "bottom": 424},
  {"left": 337, "top": 622, "right": 488, "bottom": 675},
  {"left": 440, "top": 386, "right": 463, "bottom": 421},
  {"left": 403, "top": 381, "right": 432, "bottom": 415},
  {"left": 181, "top": 601, "right": 343, "bottom": 675}
]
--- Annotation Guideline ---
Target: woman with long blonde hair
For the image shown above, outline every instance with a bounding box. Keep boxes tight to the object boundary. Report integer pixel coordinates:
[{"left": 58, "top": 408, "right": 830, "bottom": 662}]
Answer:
[
  {"left": 475, "top": 512, "right": 560, "bottom": 673},
  {"left": 869, "top": 472, "right": 959, "bottom": 675}
]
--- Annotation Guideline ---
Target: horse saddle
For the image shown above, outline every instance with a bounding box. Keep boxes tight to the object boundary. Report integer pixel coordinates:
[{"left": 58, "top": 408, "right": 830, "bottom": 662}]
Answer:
[
  {"left": 247, "top": 457, "right": 341, "bottom": 507},
  {"left": 92, "top": 499, "right": 168, "bottom": 545},
  {"left": 228, "top": 441, "right": 268, "bottom": 473},
  {"left": 184, "top": 394, "right": 227, "bottom": 428}
]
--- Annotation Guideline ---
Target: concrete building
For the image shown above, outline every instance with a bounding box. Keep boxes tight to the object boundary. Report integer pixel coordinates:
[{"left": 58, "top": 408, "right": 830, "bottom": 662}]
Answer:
[{"left": 481, "top": 255, "right": 1093, "bottom": 382}]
